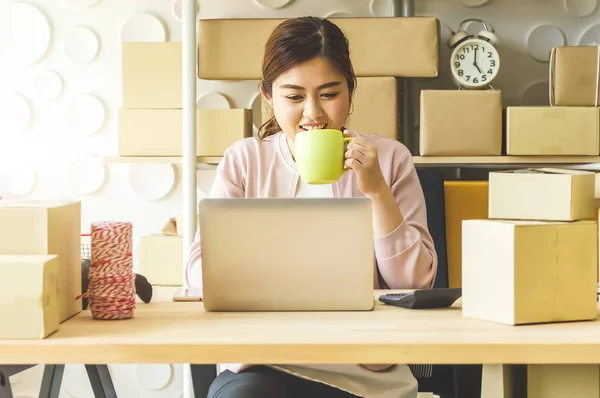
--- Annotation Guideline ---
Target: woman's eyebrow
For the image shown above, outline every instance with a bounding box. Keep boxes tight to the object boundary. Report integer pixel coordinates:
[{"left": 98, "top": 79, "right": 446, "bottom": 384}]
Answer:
[{"left": 278, "top": 81, "right": 343, "bottom": 90}]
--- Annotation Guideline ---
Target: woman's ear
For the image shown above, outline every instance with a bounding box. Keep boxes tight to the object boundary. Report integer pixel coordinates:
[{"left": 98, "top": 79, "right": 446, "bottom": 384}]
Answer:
[{"left": 259, "top": 82, "right": 272, "bottom": 108}]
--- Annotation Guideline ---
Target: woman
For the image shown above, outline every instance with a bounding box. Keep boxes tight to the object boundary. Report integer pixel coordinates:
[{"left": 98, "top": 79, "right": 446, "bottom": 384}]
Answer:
[{"left": 186, "top": 16, "right": 438, "bottom": 398}]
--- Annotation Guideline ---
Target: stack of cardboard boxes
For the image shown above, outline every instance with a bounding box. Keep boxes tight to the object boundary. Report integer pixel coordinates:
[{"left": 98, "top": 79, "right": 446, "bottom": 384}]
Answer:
[
  {"left": 118, "top": 42, "right": 253, "bottom": 158},
  {"left": 0, "top": 201, "right": 82, "bottom": 339},
  {"left": 461, "top": 168, "right": 598, "bottom": 326},
  {"left": 507, "top": 46, "right": 600, "bottom": 156}
]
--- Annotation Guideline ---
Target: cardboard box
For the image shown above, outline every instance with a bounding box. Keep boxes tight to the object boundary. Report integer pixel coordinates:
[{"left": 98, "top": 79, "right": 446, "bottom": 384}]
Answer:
[
  {"left": 550, "top": 46, "right": 600, "bottom": 106},
  {"left": 488, "top": 168, "right": 595, "bottom": 221},
  {"left": 121, "top": 42, "right": 182, "bottom": 109},
  {"left": 0, "top": 201, "right": 81, "bottom": 323},
  {"left": 419, "top": 90, "right": 502, "bottom": 156},
  {"left": 198, "top": 17, "right": 439, "bottom": 79},
  {"left": 462, "top": 219, "right": 598, "bottom": 325},
  {"left": 138, "top": 235, "right": 183, "bottom": 286},
  {"left": 0, "top": 255, "right": 60, "bottom": 339},
  {"left": 444, "top": 181, "right": 489, "bottom": 288},
  {"left": 118, "top": 108, "right": 253, "bottom": 157},
  {"left": 506, "top": 106, "right": 600, "bottom": 155},
  {"left": 260, "top": 77, "right": 399, "bottom": 140}
]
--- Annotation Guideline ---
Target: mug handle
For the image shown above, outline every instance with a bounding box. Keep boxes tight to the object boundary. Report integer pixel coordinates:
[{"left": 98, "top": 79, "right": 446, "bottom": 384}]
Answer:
[{"left": 342, "top": 137, "right": 353, "bottom": 174}]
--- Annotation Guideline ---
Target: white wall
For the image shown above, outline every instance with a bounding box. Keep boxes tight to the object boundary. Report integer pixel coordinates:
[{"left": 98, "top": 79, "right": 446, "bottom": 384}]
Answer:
[{"left": 2, "top": 0, "right": 599, "bottom": 396}]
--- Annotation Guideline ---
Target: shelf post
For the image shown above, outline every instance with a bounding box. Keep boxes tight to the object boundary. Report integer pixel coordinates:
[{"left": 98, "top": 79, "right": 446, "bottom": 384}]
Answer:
[
  {"left": 393, "top": 0, "right": 416, "bottom": 153},
  {"left": 182, "top": 0, "right": 197, "bottom": 397}
]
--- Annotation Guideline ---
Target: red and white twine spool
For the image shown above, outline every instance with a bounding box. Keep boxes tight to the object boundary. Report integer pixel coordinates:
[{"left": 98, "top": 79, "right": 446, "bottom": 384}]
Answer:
[{"left": 88, "top": 221, "right": 136, "bottom": 320}]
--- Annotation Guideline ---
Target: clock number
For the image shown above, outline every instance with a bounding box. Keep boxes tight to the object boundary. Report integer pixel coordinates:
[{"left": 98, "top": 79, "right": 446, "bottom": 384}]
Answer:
[
  {"left": 482, "top": 75, "right": 487, "bottom": 82},
  {"left": 465, "top": 75, "right": 470, "bottom": 81},
  {"left": 482, "top": 47, "right": 486, "bottom": 52},
  {"left": 462, "top": 47, "right": 470, "bottom": 54},
  {"left": 487, "top": 69, "right": 493, "bottom": 74},
  {"left": 455, "top": 61, "right": 460, "bottom": 68},
  {"left": 458, "top": 69, "right": 463, "bottom": 76},
  {"left": 473, "top": 78, "right": 479, "bottom": 84},
  {"left": 456, "top": 54, "right": 465, "bottom": 60},
  {"left": 470, "top": 44, "right": 479, "bottom": 51},
  {"left": 487, "top": 52, "right": 493, "bottom": 58},
  {"left": 490, "top": 60, "right": 496, "bottom": 67}
]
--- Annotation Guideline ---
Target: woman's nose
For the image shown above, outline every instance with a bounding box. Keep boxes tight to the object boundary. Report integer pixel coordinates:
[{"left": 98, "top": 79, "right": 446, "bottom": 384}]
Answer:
[{"left": 303, "top": 98, "right": 323, "bottom": 119}]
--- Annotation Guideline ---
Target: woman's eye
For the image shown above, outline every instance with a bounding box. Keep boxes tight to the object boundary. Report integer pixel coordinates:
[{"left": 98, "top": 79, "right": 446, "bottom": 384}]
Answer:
[
  {"left": 321, "top": 92, "right": 339, "bottom": 99},
  {"left": 286, "top": 95, "right": 303, "bottom": 101}
]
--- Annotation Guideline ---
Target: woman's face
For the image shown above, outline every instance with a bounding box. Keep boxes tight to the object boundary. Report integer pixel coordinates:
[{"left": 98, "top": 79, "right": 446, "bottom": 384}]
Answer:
[{"left": 264, "top": 56, "right": 351, "bottom": 151}]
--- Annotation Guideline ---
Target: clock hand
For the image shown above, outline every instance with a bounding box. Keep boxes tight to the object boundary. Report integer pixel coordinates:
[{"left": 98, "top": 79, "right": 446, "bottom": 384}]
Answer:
[{"left": 473, "top": 48, "right": 483, "bottom": 73}]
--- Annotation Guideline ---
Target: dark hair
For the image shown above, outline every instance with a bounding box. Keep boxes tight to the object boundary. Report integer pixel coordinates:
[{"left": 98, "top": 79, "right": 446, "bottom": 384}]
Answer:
[{"left": 258, "top": 16, "right": 357, "bottom": 140}]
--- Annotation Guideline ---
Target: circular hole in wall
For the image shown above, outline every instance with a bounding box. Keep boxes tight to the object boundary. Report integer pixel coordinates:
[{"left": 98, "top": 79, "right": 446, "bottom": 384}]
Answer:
[
  {"left": 564, "top": 0, "right": 598, "bottom": 17},
  {"left": 7, "top": 3, "right": 51, "bottom": 65},
  {"left": 63, "top": 26, "right": 100, "bottom": 64},
  {"left": 2, "top": 166, "right": 36, "bottom": 197},
  {"left": 128, "top": 164, "right": 176, "bottom": 201},
  {"left": 133, "top": 364, "right": 173, "bottom": 391},
  {"left": 121, "top": 13, "right": 166, "bottom": 42},
  {"left": 249, "top": 92, "right": 263, "bottom": 132},
  {"left": 65, "top": 156, "right": 107, "bottom": 195},
  {"left": 252, "top": 0, "right": 294, "bottom": 9},
  {"left": 34, "top": 70, "right": 63, "bottom": 101},
  {"left": 579, "top": 22, "right": 600, "bottom": 45},
  {"left": 66, "top": 93, "right": 106, "bottom": 135},
  {"left": 0, "top": 91, "right": 32, "bottom": 134},
  {"left": 521, "top": 81, "right": 550, "bottom": 106},
  {"left": 369, "top": 0, "right": 393, "bottom": 16},
  {"left": 66, "top": 0, "right": 101, "bottom": 8},
  {"left": 526, "top": 24, "right": 566, "bottom": 62},
  {"left": 196, "top": 92, "right": 231, "bottom": 109}
]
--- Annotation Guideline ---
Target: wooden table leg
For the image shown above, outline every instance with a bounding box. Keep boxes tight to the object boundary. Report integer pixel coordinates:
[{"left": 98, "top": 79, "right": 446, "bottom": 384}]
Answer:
[
  {"left": 481, "top": 364, "right": 527, "bottom": 398},
  {"left": 85, "top": 365, "right": 117, "bottom": 398}
]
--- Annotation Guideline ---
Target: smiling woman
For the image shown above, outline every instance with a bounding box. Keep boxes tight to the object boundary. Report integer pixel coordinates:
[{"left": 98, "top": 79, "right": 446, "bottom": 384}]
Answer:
[{"left": 185, "top": 16, "right": 438, "bottom": 398}]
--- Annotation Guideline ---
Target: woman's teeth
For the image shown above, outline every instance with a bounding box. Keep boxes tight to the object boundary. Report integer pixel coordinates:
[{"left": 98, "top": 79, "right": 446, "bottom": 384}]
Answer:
[{"left": 301, "top": 124, "right": 327, "bottom": 130}]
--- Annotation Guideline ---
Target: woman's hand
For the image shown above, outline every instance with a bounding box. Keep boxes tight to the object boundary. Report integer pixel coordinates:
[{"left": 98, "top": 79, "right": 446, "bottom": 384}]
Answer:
[{"left": 343, "top": 130, "right": 387, "bottom": 198}]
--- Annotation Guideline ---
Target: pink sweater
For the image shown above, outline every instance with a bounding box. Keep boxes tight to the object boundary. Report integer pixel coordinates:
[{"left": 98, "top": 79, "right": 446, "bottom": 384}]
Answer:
[{"left": 185, "top": 130, "right": 438, "bottom": 293}]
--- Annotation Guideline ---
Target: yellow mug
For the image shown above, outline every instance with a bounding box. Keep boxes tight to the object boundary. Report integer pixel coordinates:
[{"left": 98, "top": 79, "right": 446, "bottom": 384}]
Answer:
[{"left": 295, "top": 129, "right": 352, "bottom": 184}]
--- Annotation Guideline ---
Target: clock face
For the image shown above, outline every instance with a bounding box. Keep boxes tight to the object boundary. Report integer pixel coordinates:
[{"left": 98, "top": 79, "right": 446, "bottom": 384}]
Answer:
[{"left": 450, "top": 38, "right": 500, "bottom": 88}]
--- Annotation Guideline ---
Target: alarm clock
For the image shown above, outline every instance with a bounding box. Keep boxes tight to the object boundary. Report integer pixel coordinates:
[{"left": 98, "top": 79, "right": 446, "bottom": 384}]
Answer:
[{"left": 448, "top": 18, "right": 500, "bottom": 90}]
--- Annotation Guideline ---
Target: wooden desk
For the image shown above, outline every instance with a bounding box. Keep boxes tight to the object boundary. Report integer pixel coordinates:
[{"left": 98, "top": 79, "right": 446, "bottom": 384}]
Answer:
[{"left": 1, "top": 292, "right": 600, "bottom": 366}]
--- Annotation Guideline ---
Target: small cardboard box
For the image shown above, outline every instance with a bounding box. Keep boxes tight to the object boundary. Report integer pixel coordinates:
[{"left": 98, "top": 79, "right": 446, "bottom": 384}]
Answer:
[
  {"left": 506, "top": 106, "right": 600, "bottom": 155},
  {"left": 0, "top": 255, "right": 60, "bottom": 339},
  {"left": 138, "top": 235, "right": 183, "bottom": 286},
  {"left": 0, "top": 201, "right": 81, "bottom": 323},
  {"left": 488, "top": 168, "right": 595, "bottom": 221},
  {"left": 260, "top": 77, "right": 399, "bottom": 140},
  {"left": 121, "top": 42, "right": 182, "bottom": 109},
  {"left": 118, "top": 108, "right": 253, "bottom": 157},
  {"left": 462, "top": 219, "right": 598, "bottom": 325},
  {"left": 419, "top": 89, "right": 502, "bottom": 156},
  {"left": 198, "top": 17, "right": 439, "bottom": 79},
  {"left": 550, "top": 46, "right": 600, "bottom": 107}
]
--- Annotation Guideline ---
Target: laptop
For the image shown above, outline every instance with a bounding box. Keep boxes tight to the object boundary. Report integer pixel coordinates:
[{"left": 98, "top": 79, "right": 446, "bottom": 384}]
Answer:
[{"left": 199, "top": 198, "right": 375, "bottom": 312}]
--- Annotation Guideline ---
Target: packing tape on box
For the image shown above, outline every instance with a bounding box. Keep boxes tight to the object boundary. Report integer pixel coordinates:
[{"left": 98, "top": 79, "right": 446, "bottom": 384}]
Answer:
[{"left": 549, "top": 44, "right": 600, "bottom": 107}]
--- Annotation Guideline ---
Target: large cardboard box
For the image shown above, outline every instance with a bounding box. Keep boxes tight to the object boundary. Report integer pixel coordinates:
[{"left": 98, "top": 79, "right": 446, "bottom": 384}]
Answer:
[
  {"left": 121, "top": 42, "right": 182, "bottom": 109},
  {"left": 462, "top": 219, "right": 598, "bottom": 325},
  {"left": 198, "top": 17, "right": 439, "bottom": 79},
  {"left": 260, "top": 77, "right": 399, "bottom": 140},
  {"left": 444, "top": 181, "right": 489, "bottom": 288},
  {"left": 550, "top": 46, "right": 600, "bottom": 106},
  {"left": 506, "top": 106, "right": 600, "bottom": 155},
  {"left": 138, "top": 235, "right": 183, "bottom": 286},
  {"left": 419, "top": 90, "right": 502, "bottom": 156},
  {"left": 488, "top": 168, "right": 595, "bottom": 221},
  {"left": 118, "top": 108, "right": 253, "bottom": 157},
  {"left": 0, "top": 201, "right": 81, "bottom": 323},
  {"left": 0, "top": 255, "right": 60, "bottom": 339}
]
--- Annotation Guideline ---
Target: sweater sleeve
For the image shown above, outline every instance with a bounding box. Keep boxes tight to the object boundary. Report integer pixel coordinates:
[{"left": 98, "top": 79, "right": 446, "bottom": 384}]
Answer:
[
  {"left": 184, "top": 147, "right": 246, "bottom": 290},
  {"left": 373, "top": 153, "right": 438, "bottom": 289}
]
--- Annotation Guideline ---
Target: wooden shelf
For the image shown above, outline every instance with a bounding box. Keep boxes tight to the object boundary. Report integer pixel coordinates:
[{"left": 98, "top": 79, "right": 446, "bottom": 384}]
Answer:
[
  {"left": 413, "top": 156, "right": 600, "bottom": 167},
  {"left": 104, "top": 156, "right": 222, "bottom": 165}
]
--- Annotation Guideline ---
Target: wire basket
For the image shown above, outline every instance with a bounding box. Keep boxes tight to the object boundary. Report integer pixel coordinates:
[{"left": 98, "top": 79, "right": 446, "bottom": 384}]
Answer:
[{"left": 81, "top": 233, "right": 91, "bottom": 260}]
